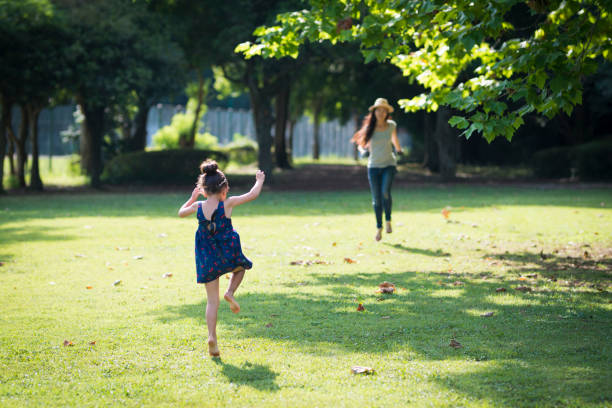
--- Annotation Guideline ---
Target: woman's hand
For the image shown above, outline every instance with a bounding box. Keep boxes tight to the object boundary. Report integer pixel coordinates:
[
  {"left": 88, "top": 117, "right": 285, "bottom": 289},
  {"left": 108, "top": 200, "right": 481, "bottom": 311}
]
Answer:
[{"left": 255, "top": 170, "right": 265, "bottom": 183}]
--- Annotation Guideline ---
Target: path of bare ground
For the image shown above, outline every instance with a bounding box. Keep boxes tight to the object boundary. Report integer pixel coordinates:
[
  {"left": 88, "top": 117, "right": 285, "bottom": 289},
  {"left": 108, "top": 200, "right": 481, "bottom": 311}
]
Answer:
[{"left": 4, "top": 163, "right": 612, "bottom": 194}]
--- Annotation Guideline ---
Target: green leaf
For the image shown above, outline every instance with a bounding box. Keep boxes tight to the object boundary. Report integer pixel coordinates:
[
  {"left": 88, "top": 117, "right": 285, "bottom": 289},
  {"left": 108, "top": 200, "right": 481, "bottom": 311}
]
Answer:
[{"left": 448, "top": 115, "right": 469, "bottom": 129}]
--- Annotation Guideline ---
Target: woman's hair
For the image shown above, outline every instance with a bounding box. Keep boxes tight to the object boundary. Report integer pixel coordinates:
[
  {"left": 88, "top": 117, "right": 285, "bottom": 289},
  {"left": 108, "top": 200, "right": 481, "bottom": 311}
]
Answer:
[
  {"left": 351, "top": 110, "right": 390, "bottom": 147},
  {"left": 196, "top": 160, "right": 228, "bottom": 195}
]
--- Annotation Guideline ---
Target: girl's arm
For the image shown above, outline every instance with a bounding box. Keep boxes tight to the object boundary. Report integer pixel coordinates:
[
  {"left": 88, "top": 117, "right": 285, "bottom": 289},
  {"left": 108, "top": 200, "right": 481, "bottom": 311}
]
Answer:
[
  {"left": 178, "top": 187, "right": 202, "bottom": 217},
  {"left": 226, "top": 170, "right": 265, "bottom": 209},
  {"left": 391, "top": 125, "right": 402, "bottom": 154}
]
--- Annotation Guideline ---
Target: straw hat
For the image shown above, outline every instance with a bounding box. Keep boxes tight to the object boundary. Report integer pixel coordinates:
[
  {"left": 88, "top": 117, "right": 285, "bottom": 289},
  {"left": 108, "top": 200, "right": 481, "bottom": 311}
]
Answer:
[{"left": 368, "top": 97, "right": 394, "bottom": 113}]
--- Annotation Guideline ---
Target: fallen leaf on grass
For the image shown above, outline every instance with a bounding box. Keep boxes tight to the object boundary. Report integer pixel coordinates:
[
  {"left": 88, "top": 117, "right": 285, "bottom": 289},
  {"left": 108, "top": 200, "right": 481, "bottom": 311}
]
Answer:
[
  {"left": 357, "top": 303, "right": 365, "bottom": 311},
  {"left": 133, "top": 255, "right": 143, "bottom": 260},
  {"left": 376, "top": 281, "right": 396, "bottom": 294},
  {"left": 515, "top": 286, "right": 532, "bottom": 292},
  {"left": 449, "top": 339, "right": 462, "bottom": 349},
  {"left": 113, "top": 280, "right": 122, "bottom": 286},
  {"left": 74, "top": 254, "right": 86, "bottom": 258},
  {"left": 518, "top": 277, "right": 527, "bottom": 281},
  {"left": 116, "top": 247, "right": 129, "bottom": 251},
  {"left": 583, "top": 251, "right": 590, "bottom": 259},
  {"left": 89, "top": 341, "right": 96, "bottom": 345},
  {"left": 441, "top": 208, "right": 450, "bottom": 219},
  {"left": 344, "top": 258, "right": 358, "bottom": 264},
  {"left": 265, "top": 323, "right": 273, "bottom": 328},
  {"left": 162, "top": 273, "right": 173, "bottom": 278},
  {"left": 351, "top": 366, "right": 374, "bottom": 375},
  {"left": 158, "top": 233, "right": 167, "bottom": 238},
  {"left": 453, "top": 281, "right": 464, "bottom": 286},
  {"left": 63, "top": 340, "right": 74, "bottom": 347},
  {"left": 332, "top": 242, "right": 337, "bottom": 247},
  {"left": 481, "top": 312, "right": 495, "bottom": 317},
  {"left": 86, "top": 286, "right": 93, "bottom": 289},
  {"left": 495, "top": 287, "right": 507, "bottom": 292},
  {"left": 526, "top": 273, "right": 538, "bottom": 278}
]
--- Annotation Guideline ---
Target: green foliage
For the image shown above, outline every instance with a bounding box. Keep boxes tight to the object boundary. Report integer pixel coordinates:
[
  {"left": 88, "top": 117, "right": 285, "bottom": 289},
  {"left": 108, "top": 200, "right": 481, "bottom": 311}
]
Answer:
[
  {"left": 531, "top": 146, "right": 575, "bottom": 179},
  {"left": 532, "top": 139, "right": 612, "bottom": 180},
  {"left": 223, "top": 133, "right": 258, "bottom": 165},
  {"left": 152, "top": 102, "right": 218, "bottom": 150},
  {"left": 238, "top": 0, "right": 612, "bottom": 143},
  {"left": 101, "top": 149, "right": 227, "bottom": 184},
  {"left": 575, "top": 139, "right": 612, "bottom": 180}
]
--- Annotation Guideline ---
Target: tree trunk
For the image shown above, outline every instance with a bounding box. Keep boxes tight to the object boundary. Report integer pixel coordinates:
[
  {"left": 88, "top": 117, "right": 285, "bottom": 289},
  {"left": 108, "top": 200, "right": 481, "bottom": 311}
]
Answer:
[
  {"left": 0, "top": 97, "right": 11, "bottom": 193},
  {"left": 246, "top": 63, "right": 275, "bottom": 181},
  {"left": 288, "top": 118, "right": 296, "bottom": 164},
  {"left": 79, "top": 106, "right": 92, "bottom": 175},
  {"left": 15, "top": 106, "right": 29, "bottom": 188},
  {"left": 434, "top": 107, "right": 458, "bottom": 179},
  {"left": 423, "top": 112, "right": 439, "bottom": 172},
  {"left": 128, "top": 100, "right": 150, "bottom": 152},
  {"left": 353, "top": 113, "right": 360, "bottom": 161},
  {"left": 78, "top": 97, "right": 105, "bottom": 188},
  {"left": 26, "top": 104, "right": 43, "bottom": 190},
  {"left": 7, "top": 135, "right": 15, "bottom": 176},
  {"left": 274, "top": 80, "right": 291, "bottom": 169},
  {"left": 312, "top": 99, "right": 322, "bottom": 160},
  {"left": 185, "top": 71, "right": 205, "bottom": 148}
]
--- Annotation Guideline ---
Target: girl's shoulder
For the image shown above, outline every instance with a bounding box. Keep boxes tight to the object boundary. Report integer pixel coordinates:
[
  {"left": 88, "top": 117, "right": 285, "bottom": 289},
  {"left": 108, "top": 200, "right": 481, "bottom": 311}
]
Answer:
[{"left": 387, "top": 119, "right": 397, "bottom": 128}]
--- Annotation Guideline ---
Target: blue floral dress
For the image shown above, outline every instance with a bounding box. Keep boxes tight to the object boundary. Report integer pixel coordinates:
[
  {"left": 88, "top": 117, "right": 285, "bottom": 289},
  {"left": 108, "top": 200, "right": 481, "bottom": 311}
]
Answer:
[{"left": 195, "top": 201, "right": 252, "bottom": 283}]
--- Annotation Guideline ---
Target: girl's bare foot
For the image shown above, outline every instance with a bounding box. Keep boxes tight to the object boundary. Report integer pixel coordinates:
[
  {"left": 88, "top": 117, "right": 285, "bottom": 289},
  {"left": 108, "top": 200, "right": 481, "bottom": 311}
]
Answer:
[
  {"left": 224, "top": 292, "right": 240, "bottom": 314},
  {"left": 386, "top": 222, "right": 392, "bottom": 234},
  {"left": 375, "top": 228, "right": 382, "bottom": 241},
  {"left": 208, "top": 338, "right": 220, "bottom": 357}
]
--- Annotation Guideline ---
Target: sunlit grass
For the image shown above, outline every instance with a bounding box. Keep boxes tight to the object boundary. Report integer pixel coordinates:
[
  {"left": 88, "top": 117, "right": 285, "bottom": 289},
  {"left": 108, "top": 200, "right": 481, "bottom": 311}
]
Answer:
[{"left": 0, "top": 187, "right": 611, "bottom": 407}]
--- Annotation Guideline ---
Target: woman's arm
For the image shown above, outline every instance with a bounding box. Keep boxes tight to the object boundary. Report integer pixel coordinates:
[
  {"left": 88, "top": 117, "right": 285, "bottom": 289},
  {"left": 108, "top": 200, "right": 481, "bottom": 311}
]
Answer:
[
  {"left": 391, "top": 125, "right": 402, "bottom": 154},
  {"left": 178, "top": 187, "right": 202, "bottom": 217},
  {"left": 226, "top": 170, "right": 265, "bottom": 209}
]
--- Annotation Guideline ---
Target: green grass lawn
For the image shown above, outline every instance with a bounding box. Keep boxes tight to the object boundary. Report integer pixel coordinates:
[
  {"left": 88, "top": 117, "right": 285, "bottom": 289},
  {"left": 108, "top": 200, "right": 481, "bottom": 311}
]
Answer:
[{"left": 1, "top": 187, "right": 611, "bottom": 407}]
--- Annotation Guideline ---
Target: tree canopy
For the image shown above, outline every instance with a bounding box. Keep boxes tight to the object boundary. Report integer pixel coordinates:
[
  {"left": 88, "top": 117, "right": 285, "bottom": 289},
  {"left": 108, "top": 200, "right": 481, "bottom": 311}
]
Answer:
[{"left": 237, "top": 0, "right": 612, "bottom": 143}]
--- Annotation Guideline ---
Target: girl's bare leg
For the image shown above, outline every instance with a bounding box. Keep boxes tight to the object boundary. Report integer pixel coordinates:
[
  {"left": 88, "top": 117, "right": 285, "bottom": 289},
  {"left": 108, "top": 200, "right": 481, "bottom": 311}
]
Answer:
[
  {"left": 224, "top": 268, "right": 245, "bottom": 314},
  {"left": 204, "top": 278, "right": 220, "bottom": 357}
]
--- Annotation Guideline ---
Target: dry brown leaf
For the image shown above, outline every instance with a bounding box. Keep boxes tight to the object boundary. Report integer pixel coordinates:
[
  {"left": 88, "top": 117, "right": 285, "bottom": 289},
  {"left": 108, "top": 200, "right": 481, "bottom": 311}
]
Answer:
[
  {"left": 495, "top": 287, "right": 507, "bottom": 292},
  {"left": 357, "top": 303, "right": 365, "bottom": 311},
  {"left": 265, "top": 323, "right": 273, "bottom": 328},
  {"left": 515, "top": 286, "right": 532, "bottom": 292},
  {"left": 376, "top": 281, "right": 396, "bottom": 294},
  {"left": 351, "top": 366, "right": 374, "bottom": 375},
  {"left": 518, "top": 277, "right": 527, "bottom": 281},
  {"left": 481, "top": 312, "right": 494, "bottom": 317},
  {"left": 162, "top": 273, "right": 173, "bottom": 278},
  {"left": 115, "top": 247, "right": 129, "bottom": 251},
  {"left": 453, "top": 281, "right": 464, "bottom": 286},
  {"left": 89, "top": 341, "right": 96, "bottom": 345},
  {"left": 86, "top": 285, "right": 93, "bottom": 290},
  {"left": 583, "top": 251, "right": 590, "bottom": 259},
  {"left": 441, "top": 208, "right": 450, "bottom": 219},
  {"left": 449, "top": 339, "right": 462, "bottom": 349},
  {"left": 74, "top": 254, "right": 86, "bottom": 258},
  {"left": 344, "top": 257, "right": 357, "bottom": 264},
  {"left": 332, "top": 242, "right": 337, "bottom": 247},
  {"left": 63, "top": 340, "right": 74, "bottom": 347}
]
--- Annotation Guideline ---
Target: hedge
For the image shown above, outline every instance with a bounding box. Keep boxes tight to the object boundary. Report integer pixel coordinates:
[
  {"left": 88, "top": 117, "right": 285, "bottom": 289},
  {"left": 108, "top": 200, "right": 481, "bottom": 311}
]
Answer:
[
  {"left": 101, "top": 149, "right": 228, "bottom": 185},
  {"left": 532, "top": 139, "right": 612, "bottom": 180}
]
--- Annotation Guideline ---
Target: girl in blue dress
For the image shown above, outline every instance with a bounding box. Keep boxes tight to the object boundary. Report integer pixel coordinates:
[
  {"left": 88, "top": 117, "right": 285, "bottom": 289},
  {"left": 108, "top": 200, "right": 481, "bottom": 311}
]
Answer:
[{"left": 178, "top": 160, "right": 265, "bottom": 357}]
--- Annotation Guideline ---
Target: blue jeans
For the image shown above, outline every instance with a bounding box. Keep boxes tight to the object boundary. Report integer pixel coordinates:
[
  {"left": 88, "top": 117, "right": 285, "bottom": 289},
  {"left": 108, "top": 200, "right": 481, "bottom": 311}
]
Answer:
[{"left": 367, "top": 166, "right": 397, "bottom": 229}]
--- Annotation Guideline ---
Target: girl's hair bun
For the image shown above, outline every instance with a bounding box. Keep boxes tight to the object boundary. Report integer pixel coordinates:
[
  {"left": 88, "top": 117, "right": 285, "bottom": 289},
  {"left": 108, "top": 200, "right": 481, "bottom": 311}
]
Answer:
[{"left": 201, "top": 160, "right": 218, "bottom": 176}]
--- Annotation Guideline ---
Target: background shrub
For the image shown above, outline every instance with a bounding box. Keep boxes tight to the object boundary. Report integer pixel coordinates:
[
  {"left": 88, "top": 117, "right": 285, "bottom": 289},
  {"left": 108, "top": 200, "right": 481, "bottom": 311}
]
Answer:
[
  {"left": 531, "top": 147, "right": 575, "bottom": 178},
  {"left": 101, "top": 149, "right": 228, "bottom": 185},
  {"left": 532, "top": 138, "right": 612, "bottom": 180}
]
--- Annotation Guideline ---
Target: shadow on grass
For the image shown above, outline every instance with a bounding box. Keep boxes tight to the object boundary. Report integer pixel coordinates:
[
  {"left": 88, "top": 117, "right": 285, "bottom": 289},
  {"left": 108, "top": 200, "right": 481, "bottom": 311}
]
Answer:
[
  {"left": 384, "top": 243, "right": 451, "bottom": 257},
  {"left": 2, "top": 186, "right": 611, "bottom": 221},
  {"left": 0, "top": 226, "right": 77, "bottom": 245},
  {"left": 154, "top": 269, "right": 612, "bottom": 405},
  {"left": 212, "top": 359, "right": 280, "bottom": 392},
  {"left": 483, "top": 250, "right": 612, "bottom": 285}
]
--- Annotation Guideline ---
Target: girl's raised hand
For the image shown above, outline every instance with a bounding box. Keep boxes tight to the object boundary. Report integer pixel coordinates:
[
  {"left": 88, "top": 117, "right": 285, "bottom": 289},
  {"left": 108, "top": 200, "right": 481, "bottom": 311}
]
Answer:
[
  {"left": 190, "top": 187, "right": 202, "bottom": 201},
  {"left": 255, "top": 170, "right": 265, "bottom": 182}
]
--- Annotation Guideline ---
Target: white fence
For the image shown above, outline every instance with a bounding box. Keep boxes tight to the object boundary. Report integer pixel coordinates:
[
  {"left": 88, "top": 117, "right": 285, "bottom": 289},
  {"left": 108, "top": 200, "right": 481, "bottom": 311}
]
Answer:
[{"left": 12, "top": 104, "right": 411, "bottom": 158}]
